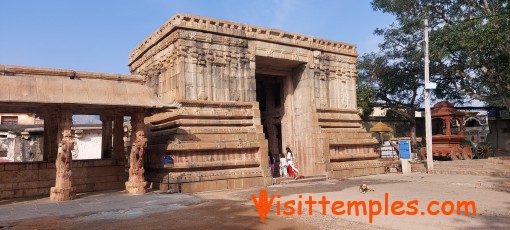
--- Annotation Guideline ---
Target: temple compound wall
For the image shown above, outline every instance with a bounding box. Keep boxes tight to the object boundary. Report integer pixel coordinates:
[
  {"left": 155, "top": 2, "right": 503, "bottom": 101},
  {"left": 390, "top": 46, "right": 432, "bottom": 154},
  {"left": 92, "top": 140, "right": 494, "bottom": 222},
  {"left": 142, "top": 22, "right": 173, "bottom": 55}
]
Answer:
[{"left": 129, "top": 14, "right": 384, "bottom": 192}]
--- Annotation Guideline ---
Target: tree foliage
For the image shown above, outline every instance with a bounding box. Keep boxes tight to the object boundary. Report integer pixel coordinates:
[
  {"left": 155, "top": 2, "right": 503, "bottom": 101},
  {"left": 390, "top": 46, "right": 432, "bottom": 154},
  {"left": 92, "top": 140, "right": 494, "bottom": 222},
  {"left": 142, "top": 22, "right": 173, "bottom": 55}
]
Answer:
[
  {"left": 357, "top": 0, "right": 510, "bottom": 148},
  {"left": 371, "top": 0, "right": 510, "bottom": 108}
]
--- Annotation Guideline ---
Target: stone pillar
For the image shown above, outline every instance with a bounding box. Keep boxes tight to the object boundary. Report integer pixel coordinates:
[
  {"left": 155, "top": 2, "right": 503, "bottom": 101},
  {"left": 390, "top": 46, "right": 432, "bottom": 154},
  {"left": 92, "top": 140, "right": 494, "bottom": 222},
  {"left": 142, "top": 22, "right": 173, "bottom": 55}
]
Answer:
[
  {"left": 43, "top": 109, "right": 59, "bottom": 162},
  {"left": 446, "top": 118, "right": 451, "bottom": 135},
  {"left": 112, "top": 113, "right": 125, "bottom": 160},
  {"left": 125, "top": 111, "right": 148, "bottom": 194},
  {"left": 101, "top": 113, "right": 113, "bottom": 158},
  {"left": 460, "top": 118, "right": 464, "bottom": 136},
  {"left": 50, "top": 109, "right": 76, "bottom": 201}
]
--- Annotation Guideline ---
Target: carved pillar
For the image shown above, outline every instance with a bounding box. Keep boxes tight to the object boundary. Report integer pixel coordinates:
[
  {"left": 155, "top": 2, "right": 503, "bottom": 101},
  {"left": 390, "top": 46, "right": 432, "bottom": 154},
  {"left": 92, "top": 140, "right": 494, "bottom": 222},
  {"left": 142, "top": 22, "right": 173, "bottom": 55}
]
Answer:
[
  {"left": 101, "top": 113, "right": 113, "bottom": 158},
  {"left": 460, "top": 117, "right": 464, "bottom": 136},
  {"left": 112, "top": 113, "right": 125, "bottom": 160},
  {"left": 125, "top": 111, "right": 148, "bottom": 194},
  {"left": 446, "top": 117, "right": 452, "bottom": 135},
  {"left": 43, "top": 108, "right": 59, "bottom": 162},
  {"left": 50, "top": 109, "right": 76, "bottom": 201},
  {"left": 280, "top": 73, "right": 292, "bottom": 153}
]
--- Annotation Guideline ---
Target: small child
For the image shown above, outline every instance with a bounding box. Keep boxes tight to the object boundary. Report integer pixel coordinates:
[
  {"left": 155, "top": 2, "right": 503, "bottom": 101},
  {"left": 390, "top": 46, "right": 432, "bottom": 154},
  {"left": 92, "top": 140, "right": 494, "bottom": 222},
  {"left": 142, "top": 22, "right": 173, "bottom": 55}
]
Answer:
[{"left": 279, "top": 154, "right": 288, "bottom": 177}]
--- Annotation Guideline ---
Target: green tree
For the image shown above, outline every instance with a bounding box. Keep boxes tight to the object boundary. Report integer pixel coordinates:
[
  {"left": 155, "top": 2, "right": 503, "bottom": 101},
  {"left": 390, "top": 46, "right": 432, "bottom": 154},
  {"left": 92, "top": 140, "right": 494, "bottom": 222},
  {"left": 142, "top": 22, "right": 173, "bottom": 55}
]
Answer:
[
  {"left": 358, "top": 0, "right": 509, "bottom": 149},
  {"left": 357, "top": 51, "right": 425, "bottom": 149},
  {"left": 371, "top": 0, "right": 510, "bottom": 108}
]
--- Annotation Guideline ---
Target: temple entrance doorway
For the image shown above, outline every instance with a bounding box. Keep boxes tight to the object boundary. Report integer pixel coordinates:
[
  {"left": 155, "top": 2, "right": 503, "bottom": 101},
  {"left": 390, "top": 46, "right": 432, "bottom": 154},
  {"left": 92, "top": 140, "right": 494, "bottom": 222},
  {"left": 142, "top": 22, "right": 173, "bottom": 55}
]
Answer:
[
  {"left": 256, "top": 74, "right": 284, "bottom": 177},
  {"left": 255, "top": 56, "right": 304, "bottom": 177}
]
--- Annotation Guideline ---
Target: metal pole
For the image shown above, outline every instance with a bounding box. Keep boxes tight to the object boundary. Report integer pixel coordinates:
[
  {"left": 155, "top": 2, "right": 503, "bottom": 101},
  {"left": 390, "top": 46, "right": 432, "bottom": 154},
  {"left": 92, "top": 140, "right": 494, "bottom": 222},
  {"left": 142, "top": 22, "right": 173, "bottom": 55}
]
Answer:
[{"left": 424, "top": 19, "right": 434, "bottom": 172}]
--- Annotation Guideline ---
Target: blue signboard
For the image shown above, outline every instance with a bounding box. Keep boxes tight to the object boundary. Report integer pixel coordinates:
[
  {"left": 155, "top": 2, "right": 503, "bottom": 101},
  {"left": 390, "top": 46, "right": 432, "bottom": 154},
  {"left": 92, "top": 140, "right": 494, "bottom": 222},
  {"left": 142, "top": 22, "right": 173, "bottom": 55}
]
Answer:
[
  {"left": 398, "top": 140, "right": 411, "bottom": 159},
  {"left": 163, "top": 155, "right": 174, "bottom": 165}
]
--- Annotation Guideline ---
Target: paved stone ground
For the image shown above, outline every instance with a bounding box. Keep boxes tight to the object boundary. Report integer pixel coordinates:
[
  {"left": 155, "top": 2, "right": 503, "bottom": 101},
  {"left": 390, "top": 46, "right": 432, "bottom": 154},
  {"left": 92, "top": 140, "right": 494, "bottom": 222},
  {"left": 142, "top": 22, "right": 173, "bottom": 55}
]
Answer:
[
  {"left": 0, "top": 173, "right": 509, "bottom": 229},
  {"left": 0, "top": 191, "right": 204, "bottom": 224}
]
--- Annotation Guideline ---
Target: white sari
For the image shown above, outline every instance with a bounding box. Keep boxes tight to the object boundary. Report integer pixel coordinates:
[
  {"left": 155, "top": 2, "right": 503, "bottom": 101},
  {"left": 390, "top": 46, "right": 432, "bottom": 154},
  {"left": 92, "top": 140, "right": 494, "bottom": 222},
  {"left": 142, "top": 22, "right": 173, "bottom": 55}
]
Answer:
[{"left": 287, "top": 151, "right": 298, "bottom": 173}]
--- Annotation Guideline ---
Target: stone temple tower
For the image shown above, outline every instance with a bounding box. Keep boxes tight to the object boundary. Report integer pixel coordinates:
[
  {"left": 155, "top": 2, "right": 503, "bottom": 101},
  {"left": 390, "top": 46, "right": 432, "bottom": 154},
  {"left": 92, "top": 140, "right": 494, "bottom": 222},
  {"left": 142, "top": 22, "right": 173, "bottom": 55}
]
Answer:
[{"left": 129, "top": 14, "right": 383, "bottom": 192}]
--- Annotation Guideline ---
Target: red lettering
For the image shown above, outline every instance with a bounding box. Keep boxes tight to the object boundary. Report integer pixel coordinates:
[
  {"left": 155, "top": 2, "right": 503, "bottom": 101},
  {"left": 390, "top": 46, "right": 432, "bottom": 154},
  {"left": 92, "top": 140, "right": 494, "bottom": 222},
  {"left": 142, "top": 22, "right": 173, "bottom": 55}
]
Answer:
[
  {"left": 368, "top": 200, "right": 382, "bottom": 223},
  {"left": 391, "top": 201, "right": 405, "bottom": 215},
  {"left": 457, "top": 201, "right": 476, "bottom": 217},
  {"left": 283, "top": 200, "right": 295, "bottom": 215},
  {"left": 331, "top": 201, "right": 345, "bottom": 215},
  {"left": 305, "top": 196, "right": 317, "bottom": 215},
  {"left": 406, "top": 200, "right": 419, "bottom": 215},
  {"left": 318, "top": 196, "right": 330, "bottom": 215},
  {"left": 347, "top": 201, "right": 367, "bottom": 216},
  {"left": 428, "top": 201, "right": 440, "bottom": 215},
  {"left": 441, "top": 201, "right": 454, "bottom": 215}
]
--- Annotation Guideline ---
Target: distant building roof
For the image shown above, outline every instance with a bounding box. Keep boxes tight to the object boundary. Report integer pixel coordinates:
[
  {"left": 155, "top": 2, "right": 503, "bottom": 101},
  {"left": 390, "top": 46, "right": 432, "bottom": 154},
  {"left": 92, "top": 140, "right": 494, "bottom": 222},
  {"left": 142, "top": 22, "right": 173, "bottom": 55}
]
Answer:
[{"left": 369, "top": 122, "right": 393, "bottom": 133}]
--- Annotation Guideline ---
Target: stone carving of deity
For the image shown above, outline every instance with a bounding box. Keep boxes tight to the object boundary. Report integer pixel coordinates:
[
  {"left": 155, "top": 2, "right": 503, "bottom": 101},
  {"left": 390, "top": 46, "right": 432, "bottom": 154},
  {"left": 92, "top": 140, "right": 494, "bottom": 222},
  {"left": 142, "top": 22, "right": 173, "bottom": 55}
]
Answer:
[
  {"left": 130, "top": 131, "right": 148, "bottom": 179},
  {"left": 56, "top": 130, "right": 73, "bottom": 180}
]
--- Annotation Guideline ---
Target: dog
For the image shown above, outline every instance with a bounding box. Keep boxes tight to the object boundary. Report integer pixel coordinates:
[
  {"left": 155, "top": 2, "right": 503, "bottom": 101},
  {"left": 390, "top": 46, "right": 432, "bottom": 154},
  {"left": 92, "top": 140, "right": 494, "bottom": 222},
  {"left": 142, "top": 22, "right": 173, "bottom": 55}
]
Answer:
[{"left": 359, "top": 184, "right": 374, "bottom": 194}]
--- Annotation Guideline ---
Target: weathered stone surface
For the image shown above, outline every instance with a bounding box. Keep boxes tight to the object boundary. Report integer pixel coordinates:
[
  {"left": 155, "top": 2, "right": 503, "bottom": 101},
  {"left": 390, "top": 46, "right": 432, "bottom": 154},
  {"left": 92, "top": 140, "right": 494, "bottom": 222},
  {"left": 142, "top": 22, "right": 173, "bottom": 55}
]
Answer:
[
  {"left": 125, "top": 112, "right": 149, "bottom": 194},
  {"left": 50, "top": 110, "right": 76, "bottom": 201},
  {"left": 128, "top": 14, "right": 380, "bottom": 193},
  {"left": 0, "top": 65, "right": 167, "bottom": 108}
]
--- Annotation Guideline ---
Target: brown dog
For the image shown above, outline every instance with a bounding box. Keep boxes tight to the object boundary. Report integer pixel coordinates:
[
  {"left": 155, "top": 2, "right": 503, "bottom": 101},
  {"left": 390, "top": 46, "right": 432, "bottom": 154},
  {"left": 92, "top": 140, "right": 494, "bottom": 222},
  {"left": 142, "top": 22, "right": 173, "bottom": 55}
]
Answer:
[{"left": 359, "top": 184, "right": 375, "bottom": 194}]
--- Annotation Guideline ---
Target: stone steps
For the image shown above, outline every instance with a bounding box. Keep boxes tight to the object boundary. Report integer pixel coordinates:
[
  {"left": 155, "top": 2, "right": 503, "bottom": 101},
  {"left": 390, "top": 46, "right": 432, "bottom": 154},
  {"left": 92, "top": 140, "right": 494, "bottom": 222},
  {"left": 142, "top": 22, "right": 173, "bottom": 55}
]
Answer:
[
  {"left": 434, "top": 159, "right": 488, "bottom": 165},
  {"left": 430, "top": 158, "right": 510, "bottom": 178},
  {"left": 272, "top": 175, "right": 328, "bottom": 185},
  {"left": 430, "top": 169, "right": 510, "bottom": 177},
  {"left": 434, "top": 162, "right": 510, "bottom": 170},
  {"left": 497, "top": 182, "right": 510, "bottom": 193}
]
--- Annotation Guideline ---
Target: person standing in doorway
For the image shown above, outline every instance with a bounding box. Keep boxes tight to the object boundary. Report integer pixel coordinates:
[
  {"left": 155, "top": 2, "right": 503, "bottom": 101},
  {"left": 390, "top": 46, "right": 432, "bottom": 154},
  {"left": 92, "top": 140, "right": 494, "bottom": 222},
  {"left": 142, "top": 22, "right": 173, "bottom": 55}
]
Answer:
[
  {"left": 279, "top": 153, "right": 288, "bottom": 177},
  {"left": 268, "top": 152, "right": 275, "bottom": 177},
  {"left": 286, "top": 145, "right": 298, "bottom": 179}
]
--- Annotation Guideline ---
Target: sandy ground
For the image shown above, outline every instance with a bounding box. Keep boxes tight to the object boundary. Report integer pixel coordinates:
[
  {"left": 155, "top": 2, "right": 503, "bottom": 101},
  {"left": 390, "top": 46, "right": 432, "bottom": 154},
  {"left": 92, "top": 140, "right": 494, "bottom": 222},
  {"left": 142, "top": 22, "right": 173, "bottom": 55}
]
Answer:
[{"left": 1, "top": 173, "right": 509, "bottom": 230}]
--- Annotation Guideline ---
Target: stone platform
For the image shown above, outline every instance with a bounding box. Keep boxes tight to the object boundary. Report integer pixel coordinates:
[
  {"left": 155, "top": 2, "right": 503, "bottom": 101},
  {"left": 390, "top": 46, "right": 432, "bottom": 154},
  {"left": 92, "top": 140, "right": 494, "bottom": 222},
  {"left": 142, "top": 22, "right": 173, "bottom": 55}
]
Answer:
[
  {"left": 272, "top": 175, "right": 328, "bottom": 185},
  {"left": 329, "top": 160, "right": 386, "bottom": 179},
  {"left": 430, "top": 158, "right": 510, "bottom": 177}
]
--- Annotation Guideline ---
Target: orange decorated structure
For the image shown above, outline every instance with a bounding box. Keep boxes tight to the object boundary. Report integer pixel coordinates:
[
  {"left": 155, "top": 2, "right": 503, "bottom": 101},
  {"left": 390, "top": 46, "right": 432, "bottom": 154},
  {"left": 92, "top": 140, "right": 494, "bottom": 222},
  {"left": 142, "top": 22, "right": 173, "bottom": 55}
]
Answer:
[{"left": 421, "top": 102, "right": 473, "bottom": 160}]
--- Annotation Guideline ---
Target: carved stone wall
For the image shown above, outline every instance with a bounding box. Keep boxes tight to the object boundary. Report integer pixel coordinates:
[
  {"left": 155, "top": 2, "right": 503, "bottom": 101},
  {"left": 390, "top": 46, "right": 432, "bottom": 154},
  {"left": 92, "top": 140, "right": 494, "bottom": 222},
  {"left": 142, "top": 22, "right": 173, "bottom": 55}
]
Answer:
[
  {"left": 144, "top": 100, "right": 268, "bottom": 192},
  {"left": 131, "top": 29, "right": 255, "bottom": 104},
  {"left": 130, "top": 14, "right": 382, "bottom": 192},
  {"left": 0, "top": 159, "right": 126, "bottom": 199}
]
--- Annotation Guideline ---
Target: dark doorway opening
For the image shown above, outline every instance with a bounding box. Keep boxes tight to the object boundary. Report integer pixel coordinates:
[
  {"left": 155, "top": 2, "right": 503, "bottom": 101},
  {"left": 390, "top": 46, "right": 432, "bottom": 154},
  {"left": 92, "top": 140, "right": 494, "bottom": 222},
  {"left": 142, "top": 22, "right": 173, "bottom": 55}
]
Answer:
[{"left": 256, "top": 74, "right": 284, "bottom": 177}]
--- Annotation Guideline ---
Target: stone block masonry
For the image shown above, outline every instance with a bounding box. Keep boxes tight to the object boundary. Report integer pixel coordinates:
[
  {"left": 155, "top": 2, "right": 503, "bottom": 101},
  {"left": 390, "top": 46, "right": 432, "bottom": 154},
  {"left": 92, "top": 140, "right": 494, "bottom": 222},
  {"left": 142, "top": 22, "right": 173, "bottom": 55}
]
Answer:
[
  {"left": 130, "top": 14, "right": 383, "bottom": 193},
  {"left": 145, "top": 100, "right": 269, "bottom": 192},
  {"left": 0, "top": 159, "right": 125, "bottom": 199}
]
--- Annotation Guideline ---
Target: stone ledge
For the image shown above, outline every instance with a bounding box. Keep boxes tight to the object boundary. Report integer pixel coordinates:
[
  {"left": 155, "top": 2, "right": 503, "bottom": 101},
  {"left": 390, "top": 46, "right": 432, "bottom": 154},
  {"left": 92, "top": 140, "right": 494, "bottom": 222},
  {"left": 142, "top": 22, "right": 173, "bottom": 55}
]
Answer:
[
  {"left": 1, "top": 64, "right": 143, "bottom": 83},
  {"left": 168, "top": 160, "right": 260, "bottom": 169},
  {"left": 152, "top": 118, "right": 254, "bottom": 131},
  {"left": 330, "top": 153, "right": 380, "bottom": 162},
  {"left": 0, "top": 159, "right": 125, "bottom": 172},
  {"left": 488, "top": 157, "right": 510, "bottom": 164},
  {"left": 318, "top": 122, "right": 362, "bottom": 128},
  {"left": 329, "top": 139, "right": 379, "bottom": 145},
  {"left": 316, "top": 107, "right": 359, "bottom": 114},
  {"left": 129, "top": 14, "right": 357, "bottom": 65},
  {"left": 330, "top": 167, "right": 385, "bottom": 179},
  {"left": 167, "top": 141, "right": 261, "bottom": 151},
  {"left": 331, "top": 160, "right": 386, "bottom": 170},
  {"left": 147, "top": 167, "right": 264, "bottom": 184},
  {"left": 181, "top": 177, "right": 264, "bottom": 193}
]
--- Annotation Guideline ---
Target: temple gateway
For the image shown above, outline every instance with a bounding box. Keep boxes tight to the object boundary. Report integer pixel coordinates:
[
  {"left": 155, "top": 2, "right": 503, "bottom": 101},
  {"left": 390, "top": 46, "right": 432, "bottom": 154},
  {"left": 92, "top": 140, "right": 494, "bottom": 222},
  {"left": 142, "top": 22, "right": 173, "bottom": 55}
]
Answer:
[
  {"left": 0, "top": 14, "right": 385, "bottom": 200},
  {"left": 129, "top": 14, "right": 383, "bottom": 192}
]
